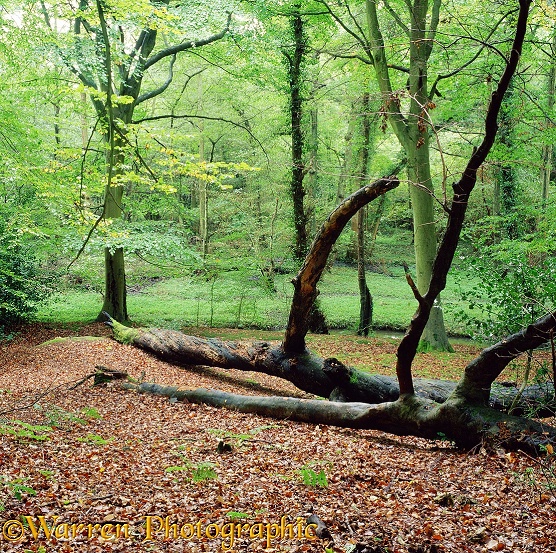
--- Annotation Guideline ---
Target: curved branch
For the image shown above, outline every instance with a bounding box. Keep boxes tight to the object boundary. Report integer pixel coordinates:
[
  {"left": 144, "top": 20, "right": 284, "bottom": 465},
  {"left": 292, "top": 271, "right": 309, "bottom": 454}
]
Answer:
[
  {"left": 395, "top": 0, "right": 532, "bottom": 395},
  {"left": 136, "top": 54, "right": 177, "bottom": 105},
  {"left": 142, "top": 13, "right": 232, "bottom": 72},
  {"left": 455, "top": 309, "right": 556, "bottom": 404},
  {"left": 283, "top": 176, "right": 399, "bottom": 353}
]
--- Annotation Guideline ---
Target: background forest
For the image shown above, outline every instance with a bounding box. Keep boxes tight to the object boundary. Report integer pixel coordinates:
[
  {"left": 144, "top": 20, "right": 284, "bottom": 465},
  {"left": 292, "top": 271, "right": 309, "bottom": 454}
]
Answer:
[{"left": 1, "top": 0, "right": 555, "bottom": 348}]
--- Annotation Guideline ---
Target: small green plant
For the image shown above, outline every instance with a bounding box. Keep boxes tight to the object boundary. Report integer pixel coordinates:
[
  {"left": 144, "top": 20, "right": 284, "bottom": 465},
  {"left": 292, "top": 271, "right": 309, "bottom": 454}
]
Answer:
[
  {"left": 80, "top": 406, "right": 102, "bottom": 420},
  {"left": 76, "top": 433, "right": 114, "bottom": 446},
  {"left": 0, "top": 420, "right": 52, "bottom": 442},
  {"left": 165, "top": 457, "right": 217, "bottom": 482},
  {"left": 227, "top": 511, "right": 249, "bottom": 520},
  {"left": 44, "top": 405, "right": 87, "bottom": 427},
  {"left": 192, "top": 462, "right": 217, "bottom": 482},
  {"left": 164, "top": 465, "right": 190, "bottom": 473},
  {"left": 513, "top": 445, "right": 556, "bottom": 502},
  {"left": 207, "top": 424, "right": 275, "bottom": 447},
  {"left": 298, "top": 460, "right": 331, "bottom": 487},
  {"left": 300, "top": 468, "right": 328, "bottom": 487},
  {"left": 1, "top": 477, "right": 37, "bottom": 500}
]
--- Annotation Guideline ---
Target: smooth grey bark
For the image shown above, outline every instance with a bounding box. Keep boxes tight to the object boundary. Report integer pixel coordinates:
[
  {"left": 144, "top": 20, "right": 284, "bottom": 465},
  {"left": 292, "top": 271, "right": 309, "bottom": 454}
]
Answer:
[
  {"left": 364, "top": 0, "right": 452, "bottom": 352},
  {"left": 120, "top": 379, "right": 556, "bottom": 450}
]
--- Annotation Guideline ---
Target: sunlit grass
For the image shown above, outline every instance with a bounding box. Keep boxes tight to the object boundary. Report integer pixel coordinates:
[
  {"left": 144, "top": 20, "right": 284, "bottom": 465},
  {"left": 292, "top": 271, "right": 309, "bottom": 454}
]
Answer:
[{"left": 36, "top": 257, "right": 480, "bottom": 338}]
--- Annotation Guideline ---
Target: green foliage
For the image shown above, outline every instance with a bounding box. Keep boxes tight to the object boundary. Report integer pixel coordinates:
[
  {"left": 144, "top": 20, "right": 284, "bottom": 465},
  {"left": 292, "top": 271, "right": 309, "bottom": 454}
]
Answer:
[
  {"left": 226, "top": 511, "right": 250, "bottom": 520},
  {"left": 192, "top": 462, "right": 218, "bottom": 482},
  {"left": 299, "top": 467, "right": 328, "bottom": 487},
  {"left": 454, "top": 247, "right": 556, "bottom": 342},
  {"left": 298, "top": 461, "right": 330, "bottom": 487},
  {"left": 80, "top": 406, "right": 102, "bottom": 420},
  {"left": 164, "top": 465, "right": 190, "bottom": 473},
  {"left": 76, "top": 433, "right": 115, "bottom": 446},
  {"left": 0, "top": 420, "right": 53, "bottom": 442},
  {"left": 33, "top": 403, "right": 102, "bottom": 428},
  {"left": 1, "top": 476, "right": 37, "bottom": 501},
  {"left": 0, "top": 218, "right": 54, "bottom": 337},
  {"left": 165, "top": 458, "right": 218, "bottom": 482}
]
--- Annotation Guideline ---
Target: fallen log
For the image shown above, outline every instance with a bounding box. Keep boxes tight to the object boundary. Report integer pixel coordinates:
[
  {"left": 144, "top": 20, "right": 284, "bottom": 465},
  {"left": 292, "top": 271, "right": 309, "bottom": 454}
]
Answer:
[
  {"left": 120, "top": 381, "right": 556, "bottom": 451},
  {"left": 108, "top": 319, "right": 555, "bottom": 417}
]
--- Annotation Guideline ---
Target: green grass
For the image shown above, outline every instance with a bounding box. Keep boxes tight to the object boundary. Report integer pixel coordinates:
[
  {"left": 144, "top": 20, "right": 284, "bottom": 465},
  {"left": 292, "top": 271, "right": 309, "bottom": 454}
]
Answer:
[{"left": 36, "top": 254, "right": 481, "bottom": 336}]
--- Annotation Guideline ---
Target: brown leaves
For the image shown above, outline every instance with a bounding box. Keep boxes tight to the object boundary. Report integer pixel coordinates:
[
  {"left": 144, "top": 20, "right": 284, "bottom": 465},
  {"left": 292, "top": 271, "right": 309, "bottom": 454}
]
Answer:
[{"left": 1, "top": 324, "right": 555, "bottom": 552}]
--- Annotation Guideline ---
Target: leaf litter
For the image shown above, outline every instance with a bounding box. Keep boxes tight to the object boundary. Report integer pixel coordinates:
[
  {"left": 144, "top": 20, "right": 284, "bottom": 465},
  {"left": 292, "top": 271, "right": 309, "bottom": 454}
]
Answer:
[{"left": 0, "top": 324, "right": 554, "bottom": 552}]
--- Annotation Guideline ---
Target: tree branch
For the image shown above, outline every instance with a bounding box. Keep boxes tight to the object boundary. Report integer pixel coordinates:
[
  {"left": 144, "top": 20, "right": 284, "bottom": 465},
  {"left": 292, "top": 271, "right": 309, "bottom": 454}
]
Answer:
[
  {"left": 365, "top": 0, "right": 409, "bottom": 147},
  {"left": 455, "top": 309, "right": 556, "bottom": 405},
  {"left": 383, "top": 0, "right": 410, "bottom": 37},
  {"left": 425, "top": 0, "right": 442, "bottom": 59},
  {"left": 142, "top": 12, "right": 232, "bottom": 72},
  {"left": 283, "top": 176, "right": 399, "bottom": 353},
  {"left": 132, "top": 113, "right": 268, "bottom": 161},
  {"left": 314, "top": 0, "right": 372, "bottom": 63},
  {"left": 402, "top": 262, "right": 425, "bottom": 306},
  {"left": 429, "top": 9, "right": 514, "bottom": 99},
  {"left": 136, "top": 54, "right": 177, "bottom": 105},
  {"left": 395, "top": 0, "right": 532, "bottom": 395}
]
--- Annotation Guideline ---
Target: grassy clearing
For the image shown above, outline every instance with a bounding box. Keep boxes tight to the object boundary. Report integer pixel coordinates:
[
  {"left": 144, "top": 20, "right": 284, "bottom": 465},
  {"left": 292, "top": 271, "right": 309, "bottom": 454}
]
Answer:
[{"left": 37, "top": 259, "right": 477, "bottom": 336}]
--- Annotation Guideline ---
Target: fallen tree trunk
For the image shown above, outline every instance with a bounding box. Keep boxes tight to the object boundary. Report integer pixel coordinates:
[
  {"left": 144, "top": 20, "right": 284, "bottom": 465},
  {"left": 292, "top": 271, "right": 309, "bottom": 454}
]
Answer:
[
  {"left": 104, "top": 0, "right": 553, "bottom": 452},
  {"left": 109, "top": 319, "right": 556, "bottom": 417},
  {"left": 120, "top": 381, "right": 556, "bottom": 451}
]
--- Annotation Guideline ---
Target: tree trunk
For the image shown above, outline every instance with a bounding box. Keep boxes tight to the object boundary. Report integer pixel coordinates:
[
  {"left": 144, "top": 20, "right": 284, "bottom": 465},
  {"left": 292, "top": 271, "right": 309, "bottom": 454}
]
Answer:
[
  {"left": 283, "top": 177, "right": 399, "bottom": 353},
  {"left": 356, "top": 206, "right": 372, "bottom": 337},
  {"left": 497, "top": 81, "right": 520, "bottom": 239},
  {"left": 95, "top": 3, "right": 129, "bottom": 323},
  {"left": 541, "top": 28, "right": 556, "bottom": 206},
  {"left": 288, "top": 8, "right": 309, "bottom": 262},
  {"left": 197, "top": 74, "right": 209, "bottom": 258},
  {"left": 365, "top": 0, "right": 452, "bottom": 351},
  {"left": 109, "top": 315, "right": 556, "bottom": 418},
  {"left": 122, "top": 381, "right": 556, "bottom": 451},
  {"left": 98, "top": 131, "right": 128, "bottom": 322}
]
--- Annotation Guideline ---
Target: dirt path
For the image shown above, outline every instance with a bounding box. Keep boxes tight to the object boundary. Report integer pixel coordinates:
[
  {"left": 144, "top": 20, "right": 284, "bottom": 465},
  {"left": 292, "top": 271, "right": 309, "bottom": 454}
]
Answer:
[{"left": 0, "top": 324, "right": 554, "bottom": 552}]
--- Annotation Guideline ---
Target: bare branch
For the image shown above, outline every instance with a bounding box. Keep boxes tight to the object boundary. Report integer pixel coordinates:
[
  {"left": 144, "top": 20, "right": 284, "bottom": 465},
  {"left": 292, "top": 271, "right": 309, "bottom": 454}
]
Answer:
[
  {"left": 402, "top": 262, "right": 425, "bottom": 305},
  {"left": 429, "top": 9, "right": 514, "bottom": 99},
  {"left": 314, "top": 0, "right": 372, "bottom": 63},
  {"left": 132, "top": 113, "right": 269, "bottom": 162},
  {"left": 136, "top": 54, "right": 177, "bottom": 105},
  {"left": 142, "top": 13, "right": 232, "bottom": 71}
]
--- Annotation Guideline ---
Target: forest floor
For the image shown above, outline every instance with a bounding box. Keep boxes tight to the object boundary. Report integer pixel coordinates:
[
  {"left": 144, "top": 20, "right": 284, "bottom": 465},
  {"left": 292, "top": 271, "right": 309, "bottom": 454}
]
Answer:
[{"left": 0, "top": 323, "right": 555, "bottom": 553}]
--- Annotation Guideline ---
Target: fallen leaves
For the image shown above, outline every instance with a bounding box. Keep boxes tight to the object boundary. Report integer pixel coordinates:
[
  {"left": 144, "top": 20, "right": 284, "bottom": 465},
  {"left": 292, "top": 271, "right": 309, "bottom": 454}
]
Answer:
[{"left": 0, "top": 324, "right": 555, "bottom": 552}]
